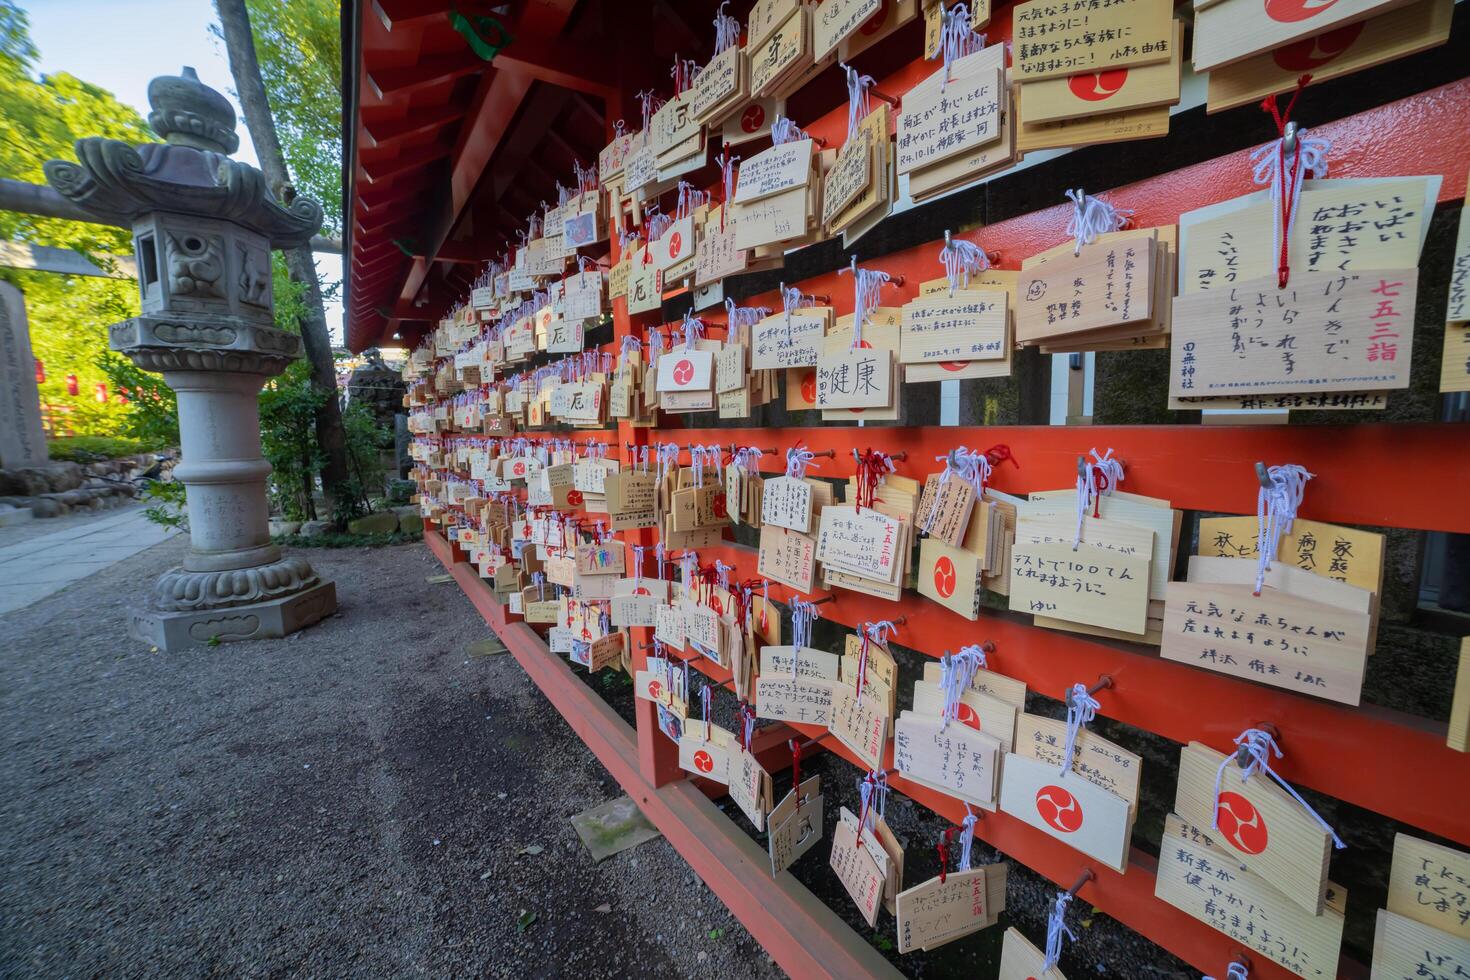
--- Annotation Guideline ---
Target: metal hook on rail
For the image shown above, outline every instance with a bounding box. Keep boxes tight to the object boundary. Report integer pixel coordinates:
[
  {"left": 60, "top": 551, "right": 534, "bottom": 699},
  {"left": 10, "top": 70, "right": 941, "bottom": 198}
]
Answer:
[{"left": 1064, "top": 674, "right": 1113, "bottom": 711}]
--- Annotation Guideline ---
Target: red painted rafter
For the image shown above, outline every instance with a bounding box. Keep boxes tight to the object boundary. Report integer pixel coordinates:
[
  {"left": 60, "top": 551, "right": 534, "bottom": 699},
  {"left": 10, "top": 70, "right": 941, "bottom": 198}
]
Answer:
[
  {"left": 362, "top": 104, "right": 463, "bottom": 148},
  {"left": 361, "top": 140, "right": 451, "bottom": 182},
  {"left": 366, "top": 48, "right": 483, "bottom": 100},
  {"left": 380, "top": 0, "right": 592, "bottom": 338},
  {"left": 371, "top": 0, "right": 452, "bottom": 32}
]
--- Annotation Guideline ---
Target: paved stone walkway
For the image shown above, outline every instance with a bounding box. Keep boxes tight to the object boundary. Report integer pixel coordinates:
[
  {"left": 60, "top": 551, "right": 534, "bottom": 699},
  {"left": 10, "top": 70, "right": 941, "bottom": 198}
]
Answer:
[{"left": 0, "top": 505, "right": 179, "bottom": 615}]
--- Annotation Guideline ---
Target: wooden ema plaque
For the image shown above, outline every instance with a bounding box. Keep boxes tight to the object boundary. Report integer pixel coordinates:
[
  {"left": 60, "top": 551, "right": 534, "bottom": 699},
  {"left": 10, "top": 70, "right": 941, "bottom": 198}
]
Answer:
[
  {"left": 1192, "top": 0, "right": 1416, "bottom": 71},
  {"left": 768, "top": 774, "right": 823, "bottom": 875},
  {"left": 896, "top": 864, "right": 1006, "bottom": 952},
  {"left": 899, "top": 291, "right": 1008, "bottom": 363},
  {"left": 918, "top": 536, "right": 985, "bottom": 620},
  {"left": 1452, "top": 638, "right": 1470, "bottom": 752},
  {"left": 1020, "top": 21, "right": 1183, "bottom": 123},
  {"left": 1014, "top": 712, "right": 1141, "bottom": 815},
  {"left": 830, "top": 685, "right": 889, "bottom": 771},
  {"left": 729, "top": 744, "right": 773, "bottom": 831},
  {"left": 1204, "top": 0, "right": 1452, "bottom": 112},
  {"left": 1373, "top": 908, "right": 1470, "bottom": 979},
  {"left": 912, "top": 676, "right": 1017, "bottom": 751},
  {"left": 999, "top": 926, "right": 1068, "bottom": 980},
  {"left": 1196, "top": 516, "right": 1384, "bottom": 595},
  {"left": 998, "top": 752, "right": 1131, "bottom": 872},
  {"left": 894, "top": 710, "right": 1002, "bottom": 808},
  {"left": 1009, "top": 519, "right": 1152, "bottom": 635},
  {"left": 1154, "top": 813, "right": 1346, "bottom": 979},
  {"left": 1012, "top": 0, "right": 1174, "bottom": 81},
  {"left": 1388, "top": 833, "right": 1470, "bottom": 942},
  {"left": 1160, "top": 571, "right": 1372, "bottom": 706},
  {"left": 1016, "top": 233, "right": 1156, "bottom": 344},
  {"left": 679, "top": 725, "right": 734, "bottom": 783},
  {"left": 1171, "top": 268, "right": 1417, "bottom": 400},
  {"left": 830, "top": 807, "right": 887, "bottom": 926},
  {"left": 1175, "top": 742, "right": 1332, "bottom": 915}
]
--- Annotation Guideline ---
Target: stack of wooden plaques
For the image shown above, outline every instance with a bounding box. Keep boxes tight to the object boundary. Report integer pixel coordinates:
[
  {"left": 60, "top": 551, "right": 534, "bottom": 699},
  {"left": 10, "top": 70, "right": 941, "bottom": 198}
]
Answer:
[
  {"left": 1156, "top": 741, "right": 1347, "bottom": 975},
  {"left": 1017, "top": 225, "right": 1176, "bottom": 354},
  {"left": 914, "top": 466, "right": 1007, "bottom": 620},
  {"left": 1370, "top": 834, "right": 1470, "bottom": 978},
  {"left": 733, "top": 134, "right": 829, "bottom": 253},
  {"left": 1012, "top": 0, "right": 1179, "bottom": 151},
  {"left": 1022, "top": 488, "right": 1180, "bottom": 643},
  {"left": 1171, "top": 175, "right": 1435, "bottom": 411},
  {"left": 1007, "top": 510, "right": 1155, "bottom": 639},
  {"left": 897, "top": 44, "right": 1013, "bottom": 202},
  {"left": 1193, "top": 0, "right": 1446, "bottom": 108},
  {"left": 815, "top": 475, "right": 918, "bottom": 599},
  {"left": 691, "top": 43, "right": 749, "bottom": 132},
  {"left": 749, "top": 0, "right": 833, "bottom": 100},
  {"left": 997, "top": 710, "right": 1140, "bottom": 873},
  {"left": 653, "top": 336, "right": 721, "bottom": 415},
  {"left": 817, "top": 313, "right": 903, "bottom": 421},
  {"left": 823, "top": 103, "right": 895, "bottom": 243},
  {"left": 1161, "top": 555, "right": 1377, "bottom": 706},
  {"left": 903, "top": 274, "right": 1014, "bottom": 382},
  {"left": 895, "top": 662, "right": 1012, "bottom": 810}
]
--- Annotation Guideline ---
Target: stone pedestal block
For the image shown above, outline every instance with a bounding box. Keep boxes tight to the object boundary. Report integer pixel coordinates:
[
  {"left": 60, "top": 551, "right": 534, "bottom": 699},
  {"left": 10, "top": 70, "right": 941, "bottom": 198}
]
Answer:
[{"left": 128, "top": 579, "right": 337, "bottom": 650}]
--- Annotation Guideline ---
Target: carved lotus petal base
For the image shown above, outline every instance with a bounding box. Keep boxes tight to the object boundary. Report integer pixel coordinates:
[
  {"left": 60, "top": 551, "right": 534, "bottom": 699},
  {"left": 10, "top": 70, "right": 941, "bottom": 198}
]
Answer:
[{"left": 153, "top": 554, "right": 321, "bottom": 611}]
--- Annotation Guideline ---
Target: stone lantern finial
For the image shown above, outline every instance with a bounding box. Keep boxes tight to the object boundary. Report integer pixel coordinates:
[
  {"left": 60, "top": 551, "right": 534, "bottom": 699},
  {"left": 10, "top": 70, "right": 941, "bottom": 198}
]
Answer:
[{"left": 147, "top": 67, "right": 240, "bottom": 155}]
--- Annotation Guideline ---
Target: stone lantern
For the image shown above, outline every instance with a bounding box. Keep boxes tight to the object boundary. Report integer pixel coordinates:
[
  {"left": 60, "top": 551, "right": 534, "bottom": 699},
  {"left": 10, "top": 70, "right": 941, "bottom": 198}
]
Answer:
[{"left": 44, "top": 67, "right": 336, "bottom": 649}]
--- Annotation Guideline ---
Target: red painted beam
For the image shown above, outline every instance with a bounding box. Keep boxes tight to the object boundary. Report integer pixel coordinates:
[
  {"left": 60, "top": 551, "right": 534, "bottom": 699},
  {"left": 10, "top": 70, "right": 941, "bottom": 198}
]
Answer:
[{"left": 490, "top": 31, "right": 620, "bottom": 99}]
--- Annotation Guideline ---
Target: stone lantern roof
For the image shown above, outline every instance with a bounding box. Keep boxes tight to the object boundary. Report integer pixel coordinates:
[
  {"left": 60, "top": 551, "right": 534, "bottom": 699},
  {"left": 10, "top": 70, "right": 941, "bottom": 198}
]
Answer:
[{"left": 42, "top": 67, "right": 321, "bottom": 248}]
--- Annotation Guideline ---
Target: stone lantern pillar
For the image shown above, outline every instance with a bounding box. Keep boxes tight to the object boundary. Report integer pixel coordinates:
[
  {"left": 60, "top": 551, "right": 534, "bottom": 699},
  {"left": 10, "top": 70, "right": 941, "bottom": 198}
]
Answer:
[{"left": 44, "top": 67, "right": 336, "bottom": 649}]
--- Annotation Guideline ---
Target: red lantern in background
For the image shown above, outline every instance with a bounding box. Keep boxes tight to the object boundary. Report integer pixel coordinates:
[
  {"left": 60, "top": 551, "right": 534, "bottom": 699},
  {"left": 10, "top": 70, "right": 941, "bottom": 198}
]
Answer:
[
  {"left": 34, "top": 358, "right": 44, "bottom": 384},
  {"left": 117, "top": 387, "right": 130, "bottom": 405},
  {"left": 65, "top": 373, "right": 79, "bottom": 396},
  {"left": 94, "top": 382, "right": 108, "bottom": 403}
]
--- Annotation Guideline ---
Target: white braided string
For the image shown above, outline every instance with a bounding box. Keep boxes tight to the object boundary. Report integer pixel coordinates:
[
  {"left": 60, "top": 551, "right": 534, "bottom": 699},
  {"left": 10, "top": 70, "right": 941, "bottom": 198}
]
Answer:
[
  {"left": 1254, "top": 463, "right": 1314, "bottom": 594},
  {"left": 1065, "top": 189, "right": 1132, "bottom": 256},
  {"left": 1060, "top": 682, "right": 1099, "bottom": 777}
]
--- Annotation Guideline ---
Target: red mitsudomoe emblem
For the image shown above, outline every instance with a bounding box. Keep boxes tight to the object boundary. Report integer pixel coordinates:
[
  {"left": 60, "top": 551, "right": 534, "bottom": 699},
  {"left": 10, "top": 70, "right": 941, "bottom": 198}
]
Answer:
[
  {"left": 933, "top": 555, "right": 957, "bottom": 598},
  {"left": 1215, "top": 791, "right": 1269, "bottom": 854},
  {"left": 1035, "top": 785, "right": 1084, "bottom": 833},
  {"left": 1068, "top": 68, "right": 1128, "bottom": 101}
]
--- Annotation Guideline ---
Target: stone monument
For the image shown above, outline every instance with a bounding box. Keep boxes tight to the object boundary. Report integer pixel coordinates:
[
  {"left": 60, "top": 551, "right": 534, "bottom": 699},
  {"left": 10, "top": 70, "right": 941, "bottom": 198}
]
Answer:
[
  {"left": 0, "top": 280, "right": 48, "bottom": 469},
  {"left": 44, "top": 67, "right": 337, "bottom": 649}
]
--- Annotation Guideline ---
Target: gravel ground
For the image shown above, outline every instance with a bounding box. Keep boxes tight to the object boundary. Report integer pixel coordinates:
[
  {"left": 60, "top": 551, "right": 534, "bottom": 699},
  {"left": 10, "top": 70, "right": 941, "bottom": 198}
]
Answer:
[{"left": 0, "top": 539, "right": 782, "bottom": 979}]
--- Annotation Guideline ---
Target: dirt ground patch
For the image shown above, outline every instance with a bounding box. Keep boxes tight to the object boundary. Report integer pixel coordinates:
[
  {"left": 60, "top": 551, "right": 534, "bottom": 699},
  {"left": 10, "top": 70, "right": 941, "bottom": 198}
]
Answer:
[{"left": 0, "top": 539, "right": 781, "bottom": 979}]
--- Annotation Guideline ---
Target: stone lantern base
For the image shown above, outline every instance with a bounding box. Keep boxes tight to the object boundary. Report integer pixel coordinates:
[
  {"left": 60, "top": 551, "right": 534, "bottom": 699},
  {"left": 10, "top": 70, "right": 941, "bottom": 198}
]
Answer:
[{"left": 128, "top": 579, "right": 337, "bottom": 650}]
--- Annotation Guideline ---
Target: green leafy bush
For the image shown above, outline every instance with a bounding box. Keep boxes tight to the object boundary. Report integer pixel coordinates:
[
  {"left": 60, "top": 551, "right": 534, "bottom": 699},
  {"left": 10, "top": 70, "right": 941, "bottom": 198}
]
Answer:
[
  {"left": 142, "top": 479, "right": 188, "bottom": 532},
  {"left": 47, "top": 434, "right": 163, "bottom": 461}
]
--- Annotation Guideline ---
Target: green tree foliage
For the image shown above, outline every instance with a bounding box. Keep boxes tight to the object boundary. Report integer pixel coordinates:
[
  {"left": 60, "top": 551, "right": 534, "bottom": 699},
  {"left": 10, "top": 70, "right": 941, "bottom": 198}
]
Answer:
[
  {"left": 232, "top": 0, "right": 341, "bottom": 235},
  {"left": 0, "top": 0, "right": 155, "bottom": 438},
  {"left": 260, "top": 358, "right": 389, "bottom": 522}
]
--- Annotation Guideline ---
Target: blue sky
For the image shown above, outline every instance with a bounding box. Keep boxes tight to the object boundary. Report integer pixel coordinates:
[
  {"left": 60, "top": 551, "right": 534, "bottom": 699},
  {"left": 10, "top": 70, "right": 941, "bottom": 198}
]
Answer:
[{"left": 22, "top": 0, "right": 346, "bottom": 342}]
